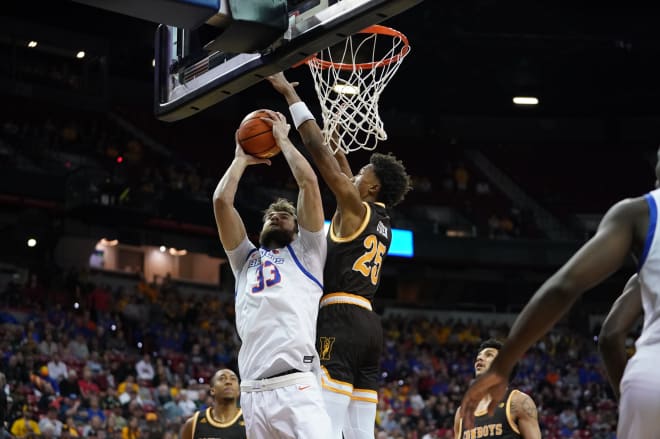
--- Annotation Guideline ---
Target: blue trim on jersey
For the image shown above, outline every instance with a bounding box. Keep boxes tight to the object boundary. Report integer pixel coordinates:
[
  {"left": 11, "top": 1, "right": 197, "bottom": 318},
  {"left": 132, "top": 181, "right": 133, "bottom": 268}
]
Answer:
[
  {"left": 286, "top": 244, "right": 324, "bottom": 291},
  {"left": 246, "top": 247, "right": 259, "bottom": 261},
  {"left": 639, "top": 194, "right": 657, "bottom": 270},
  {"left": 236, "top": 248, "right": 259, "bottom": 298}
]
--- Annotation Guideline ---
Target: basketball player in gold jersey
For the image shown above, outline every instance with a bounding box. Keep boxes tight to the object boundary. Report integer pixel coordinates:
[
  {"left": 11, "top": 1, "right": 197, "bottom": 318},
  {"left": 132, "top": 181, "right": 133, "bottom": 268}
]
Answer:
[
  {"left": 455, "top": 339, "right": 541, "bottom": 439},
  {"left": 180, "top": 369, "right": 246, "bottom": 439},
  {"left": 267, "top": 71, "right": 412, "bottom": 439}
]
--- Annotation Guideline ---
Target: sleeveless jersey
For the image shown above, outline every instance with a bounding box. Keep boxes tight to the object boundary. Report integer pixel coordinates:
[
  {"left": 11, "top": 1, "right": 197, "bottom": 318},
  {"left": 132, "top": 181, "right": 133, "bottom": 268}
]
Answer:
[
  {"left": 457, "top": 388, "right": 522, "bottom": 439},
  {"left": 323, "top": 202, "right": 391, "bottom": 302},
  {"left": 190, "top": 407, "right": 246, "bottom": 439},
  {"left": 636, "top": 188, "right": 660, "bottom": 349},
  {"left": 226, "top": 228, "right": 326, "bottom": 380}
]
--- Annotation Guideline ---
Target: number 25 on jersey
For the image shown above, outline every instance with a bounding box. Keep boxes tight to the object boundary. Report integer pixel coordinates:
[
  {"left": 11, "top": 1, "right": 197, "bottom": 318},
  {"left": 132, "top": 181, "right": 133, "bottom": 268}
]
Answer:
[{"left": 352, "top": 235, "right": 386, "bottom": 286}]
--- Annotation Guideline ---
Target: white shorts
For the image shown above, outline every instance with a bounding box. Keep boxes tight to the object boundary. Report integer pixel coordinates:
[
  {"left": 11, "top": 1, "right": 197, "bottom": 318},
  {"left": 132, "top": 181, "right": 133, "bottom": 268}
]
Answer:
[
  {"left": 619, "top": 346, "right": 660, "bottom": 439},
  {"left": 240, "top": 371, "right": 332, "bottom": 439}
]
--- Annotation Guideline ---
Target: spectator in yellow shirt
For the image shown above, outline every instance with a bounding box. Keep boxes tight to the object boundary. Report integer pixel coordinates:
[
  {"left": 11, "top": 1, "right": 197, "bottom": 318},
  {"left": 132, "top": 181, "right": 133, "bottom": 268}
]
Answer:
[{"left": 10, "top": 407, "right": 41, "bottom": 438}]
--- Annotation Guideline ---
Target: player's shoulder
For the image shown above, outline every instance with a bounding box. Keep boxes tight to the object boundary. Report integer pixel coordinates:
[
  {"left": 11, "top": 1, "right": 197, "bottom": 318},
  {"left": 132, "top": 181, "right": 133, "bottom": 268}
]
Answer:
[
  {"left": 180, "top": 411, "right": 200, "bottom": 439},
  {"left": 611, "top": 194, "right": 651, "bottom": 212},
  {"left": 510, "top": 388, "right": 533, "bottom": 401},
  {"left": 509, "top": 388, "right": 538, "bottom": 418}
]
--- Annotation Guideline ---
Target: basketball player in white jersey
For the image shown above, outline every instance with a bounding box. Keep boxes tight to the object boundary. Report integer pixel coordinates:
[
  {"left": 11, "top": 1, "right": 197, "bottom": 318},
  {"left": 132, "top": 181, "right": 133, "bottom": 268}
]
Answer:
[
  {"left": 460, "top": 146, "right": 660, "bottom": 439},
  {"left": 213, "top": 109, "right": 331, "bottom": 438}
]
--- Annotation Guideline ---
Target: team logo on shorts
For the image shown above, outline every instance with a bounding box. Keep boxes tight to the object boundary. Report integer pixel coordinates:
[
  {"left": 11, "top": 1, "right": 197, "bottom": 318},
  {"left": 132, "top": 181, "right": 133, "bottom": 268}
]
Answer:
[{"left": 319, "top": 337, "right": 336, "bottom": 361}]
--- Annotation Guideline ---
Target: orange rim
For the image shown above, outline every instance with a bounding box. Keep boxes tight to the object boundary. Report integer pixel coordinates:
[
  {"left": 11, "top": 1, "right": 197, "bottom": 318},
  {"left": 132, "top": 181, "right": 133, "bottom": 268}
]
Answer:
[{"left": 303, "top": 24, "right": 410, "bottom": 70}]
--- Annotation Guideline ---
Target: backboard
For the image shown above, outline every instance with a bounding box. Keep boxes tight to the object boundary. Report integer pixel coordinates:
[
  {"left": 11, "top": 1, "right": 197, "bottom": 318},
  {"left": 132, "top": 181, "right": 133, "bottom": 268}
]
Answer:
[{"left": 154, "top": 0, "right": 424, "bottom": 122}]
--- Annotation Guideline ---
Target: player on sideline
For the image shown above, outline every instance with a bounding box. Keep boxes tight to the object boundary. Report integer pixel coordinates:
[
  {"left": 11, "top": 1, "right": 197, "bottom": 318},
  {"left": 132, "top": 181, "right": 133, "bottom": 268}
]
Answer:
[
  {"left": 180, "top": 369, "right": 246, "bottom": 439},
  {"left": 454, "top": 339, "right": 541, "bottom": 439},
  {"left": 460, "top": 146, "right": 660, "bottom": 439},
  {"left": 212, "top": 110, "right": 331, "bottom": 438},
  {"left": 267, "top": 72, "right": 412, "bottom": 439}
]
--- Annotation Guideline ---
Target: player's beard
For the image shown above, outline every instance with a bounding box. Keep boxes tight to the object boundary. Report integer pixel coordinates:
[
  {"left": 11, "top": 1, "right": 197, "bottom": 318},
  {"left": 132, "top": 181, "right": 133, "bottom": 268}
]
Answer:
[{"left": 259, "top": 228, "right": 295, "bottom": 249}]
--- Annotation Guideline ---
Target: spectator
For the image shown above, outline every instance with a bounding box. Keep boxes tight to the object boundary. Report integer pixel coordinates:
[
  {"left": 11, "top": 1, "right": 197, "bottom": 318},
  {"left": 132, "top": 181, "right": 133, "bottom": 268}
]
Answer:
[
  {"left": 81, "top": 415, "right": 104, "bottom": 438},
  {"left": 68, "top": 334, "right": 90, "bottom": 361},
  {"left": 85, "top": 395, "right": 106, "bottom": 423},
  {"left": 59, "top": 370, "right": 81, "bottom": 399},
  {"left": 176, "top": 391, "right": 196, "bottom": 419},
  {"left": 77, "top": 367, "right": 100, "bottom": 399},
  {"left": 120, "top": 415, "right": 140, "bottom": 439},
  {"left": 39, "top": 333, "right": 59, "bottom": 357},
  {"left": 38, "top": 406, "right": 63, "bottom": 438},
  {"left": 48, "top": 352, "right": 69, "bottom": 383},
  {"left": 10, "top": 407, "right": 41, "bottom": 438},
  {"left": 134, "top": 354, "right": 154, "bottom": 384}
]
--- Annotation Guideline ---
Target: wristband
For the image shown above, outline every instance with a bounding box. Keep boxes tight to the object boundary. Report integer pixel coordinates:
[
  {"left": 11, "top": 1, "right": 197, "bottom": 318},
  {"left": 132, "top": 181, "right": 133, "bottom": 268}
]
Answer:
[{"left": 289, "top": 102, "right": 315, "bottom": 129}]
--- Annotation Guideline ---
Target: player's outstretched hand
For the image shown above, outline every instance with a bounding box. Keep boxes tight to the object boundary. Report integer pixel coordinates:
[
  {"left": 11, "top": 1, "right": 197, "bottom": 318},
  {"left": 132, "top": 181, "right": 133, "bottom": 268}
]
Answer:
[
  {"left": 460, "top": 369, "right": 508, "bottom": 430},
  {"left": 265, "top": 72, "right": 299, "bottom": 95},
  {"left": 259, "top": 110, "right": 291, "bottom": 147},
  {"left": 234, "top": 130, "right": 271, "bottom": 166}
]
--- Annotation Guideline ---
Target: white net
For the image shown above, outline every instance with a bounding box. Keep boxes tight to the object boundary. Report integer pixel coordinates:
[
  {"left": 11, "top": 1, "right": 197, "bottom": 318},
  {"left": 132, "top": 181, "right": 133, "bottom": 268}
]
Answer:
[{"left": 306, "top": 25, "right": 410, "bottom": 154}]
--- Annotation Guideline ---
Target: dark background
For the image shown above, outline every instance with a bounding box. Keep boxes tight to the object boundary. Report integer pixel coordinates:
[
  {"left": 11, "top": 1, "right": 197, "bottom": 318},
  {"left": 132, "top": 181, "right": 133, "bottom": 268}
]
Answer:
[{"left": 1, "top": 0, "right": 659, "bottom": 318}]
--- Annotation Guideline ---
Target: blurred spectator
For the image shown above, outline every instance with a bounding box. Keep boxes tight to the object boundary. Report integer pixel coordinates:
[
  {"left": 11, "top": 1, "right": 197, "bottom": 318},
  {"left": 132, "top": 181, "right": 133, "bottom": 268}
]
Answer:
[
  {"left": 176, "top": 391, "right": 196, "bottom": 419},
  {"left": 59, "top": 371, "right": 81, "bottom": 399},
  {"left": 39, "top": 333, "right": 59, "bottom": 357},
  {"left": 120, "top": 416, "right": 139, "bottom": 439},
  {"left": 134, "top": 354, "right": 154, "bottom": 384},
  {"left": 77, "top": 368, "right": 100, "bottom": 400},
  {"left": 47, "top": 353, "right": 69, "bottom": 383},
  {"left": 84, "top": 396, "right": 105, "bottom": 424},
  {"left": 80, "top": 415, "right": 104, "bottom": 438},
  {"left": 38, "top": 407, "right": 63, "bottom": 438},
  {"left": 10, "top": 407, "right": 41, "bottom": 438},
  {"left": 68, "top": 334, "right": 90, "bottom": 362}
]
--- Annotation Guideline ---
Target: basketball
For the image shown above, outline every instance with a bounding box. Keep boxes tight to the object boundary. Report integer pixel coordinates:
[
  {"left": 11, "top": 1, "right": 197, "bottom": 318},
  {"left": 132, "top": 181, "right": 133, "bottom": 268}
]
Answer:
[{"left": 237, "top": 109, "right": 281, "bottom": 159}]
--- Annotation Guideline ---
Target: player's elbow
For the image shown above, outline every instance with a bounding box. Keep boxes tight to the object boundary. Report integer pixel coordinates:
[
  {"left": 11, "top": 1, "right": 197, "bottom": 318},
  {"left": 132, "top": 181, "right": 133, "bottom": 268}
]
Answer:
[
  {"left": 543, "top": 273, "right": 582, "bottom": 304},
  {"left": 212, "top": 190, "right": 233, "bottom": 213}
]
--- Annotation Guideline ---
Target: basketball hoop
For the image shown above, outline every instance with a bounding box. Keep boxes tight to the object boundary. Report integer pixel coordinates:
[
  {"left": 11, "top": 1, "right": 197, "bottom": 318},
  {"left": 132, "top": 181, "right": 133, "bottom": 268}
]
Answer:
[{"left": 303, "top": 24, "right": 410, "bottom": 154}]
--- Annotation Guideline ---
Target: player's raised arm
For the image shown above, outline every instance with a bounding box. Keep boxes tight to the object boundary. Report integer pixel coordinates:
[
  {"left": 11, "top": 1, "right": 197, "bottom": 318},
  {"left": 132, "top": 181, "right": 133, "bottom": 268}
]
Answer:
[
  {"left": 461, "top": 197, "right": 644, "bottom": 429},
  {"left": 212, "top": 133, "right": 272, "bottom": 251},
  {"left": 261, "top": 110, "right": 324, "bottom": 233},
  {"left": 266, "top": 72, "right": 364, "bottom": 218}
]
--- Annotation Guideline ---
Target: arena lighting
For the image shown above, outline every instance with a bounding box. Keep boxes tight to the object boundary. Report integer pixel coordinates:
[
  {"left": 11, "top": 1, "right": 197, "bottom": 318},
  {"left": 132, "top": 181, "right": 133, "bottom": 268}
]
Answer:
[
  {"left": 323, "top": 221, "right": 414, "bottom": 258},
  {"left": 27, "top": 238, "right": 37, "bottom": 247},
  {"left": 168, "top": 248, "right": 188, "bottom": 256},
  {"left": 76, "top": 51, "right": 86, "bottom": 59},
  {"left": 332, "top": 83, "right": 359, "bottom": 95},
  {"left": 27, "top": 41, "right": 38, "bottom": 48},
  {"left": 513, "top": 96, "right": 539, "bottom": 105}
]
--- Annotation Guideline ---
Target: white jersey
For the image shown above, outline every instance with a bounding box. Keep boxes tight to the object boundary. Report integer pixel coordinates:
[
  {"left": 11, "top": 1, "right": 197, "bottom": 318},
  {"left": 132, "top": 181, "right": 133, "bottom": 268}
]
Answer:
[
  {"left": 619, "top": 190, "right": 660, "bottom": 438},
  {"left": 226, "top": 227, "right": 326, "bottom": 380},
  {"left": 635, "top": 188, "right": 660, "bottom": 350}
]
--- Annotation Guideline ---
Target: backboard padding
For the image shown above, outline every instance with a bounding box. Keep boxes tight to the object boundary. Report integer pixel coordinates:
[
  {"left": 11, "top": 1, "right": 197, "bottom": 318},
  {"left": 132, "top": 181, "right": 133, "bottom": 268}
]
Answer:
[{"left": 154, "top": 0, "right": 424, "bottom": 121}]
